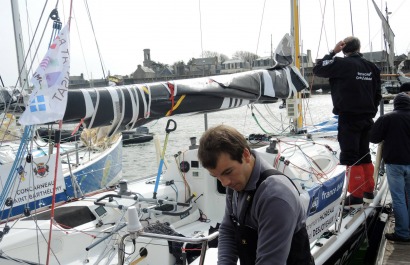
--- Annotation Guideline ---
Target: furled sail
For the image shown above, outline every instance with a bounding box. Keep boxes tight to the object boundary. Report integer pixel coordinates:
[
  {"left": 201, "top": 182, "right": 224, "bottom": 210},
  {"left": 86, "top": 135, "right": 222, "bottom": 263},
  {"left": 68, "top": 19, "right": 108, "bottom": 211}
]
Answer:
[
  {"left": 372, "top": 0, "right": 395, "bottom": 71},
  {"left": 273, "top": 33, "right": 294, "bottom": 67},
  {"left": 63, "top": 66, "right": 308, "bottom": 135},
  {"left": 62, "top": 34, "right": 307, "bottom": 135}
]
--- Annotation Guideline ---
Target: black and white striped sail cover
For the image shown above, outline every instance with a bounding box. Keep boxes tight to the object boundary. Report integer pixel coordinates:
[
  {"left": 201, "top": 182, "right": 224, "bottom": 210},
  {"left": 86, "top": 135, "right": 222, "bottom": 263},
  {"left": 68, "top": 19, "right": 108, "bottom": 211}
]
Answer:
[{"left": 63, "top": 67, "right": 308, "bottom": 134}]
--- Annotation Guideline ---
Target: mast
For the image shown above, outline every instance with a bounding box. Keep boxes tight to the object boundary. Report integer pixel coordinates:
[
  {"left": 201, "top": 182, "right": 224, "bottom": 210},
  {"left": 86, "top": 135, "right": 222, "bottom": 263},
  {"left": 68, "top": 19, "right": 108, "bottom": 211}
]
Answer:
[
  {"left": 10, "top": 0, "right": 29, "bottom": 91},
  {"left": 290, "top": 0, "right": 303, "bottom": 132},
  {"left": 271, "top": 34, "right": 273, "bottom": 66}
]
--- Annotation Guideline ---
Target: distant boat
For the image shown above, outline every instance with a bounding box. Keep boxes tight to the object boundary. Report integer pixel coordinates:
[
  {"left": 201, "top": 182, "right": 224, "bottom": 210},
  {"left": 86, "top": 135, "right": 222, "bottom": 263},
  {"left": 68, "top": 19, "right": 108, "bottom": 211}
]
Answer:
[
  {"left": 246, "top": 133, "right": 272, "bottom": 147},
  {"left": 0, "top": 86, "right": 25, "bottom": 112},
  {"left": 122, "top": 126, "right": 154, "bottom": 145},
  {"left": 36, "top": 126, "right": 82, "bottom": 143},
  {"left": 382, "top": 80, "right": 401, "bottom": 94}
]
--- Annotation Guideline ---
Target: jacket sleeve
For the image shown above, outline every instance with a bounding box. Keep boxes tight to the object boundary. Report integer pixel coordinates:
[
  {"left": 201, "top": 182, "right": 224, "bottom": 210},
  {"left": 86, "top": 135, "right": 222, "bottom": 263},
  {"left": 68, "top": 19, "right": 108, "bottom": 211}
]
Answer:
[
  {"left": 370, "top": 116, "right": 386, "bottom": 143},
  {"left": 312, "top": 54, "right": 341, "bottom": 78},
  {"left": 253, "top": 181, "right": 299, "bottom": 264},
  {"left": 217, "top": 192, "right": 239, "bottom": 265}
]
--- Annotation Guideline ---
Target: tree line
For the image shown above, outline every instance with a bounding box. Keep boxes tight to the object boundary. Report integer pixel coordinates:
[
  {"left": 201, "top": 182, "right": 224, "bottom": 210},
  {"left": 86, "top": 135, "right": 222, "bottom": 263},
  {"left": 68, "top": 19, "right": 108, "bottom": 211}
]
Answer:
[{"left": 178, "top": 50, "right": 260, "bottom": 66}]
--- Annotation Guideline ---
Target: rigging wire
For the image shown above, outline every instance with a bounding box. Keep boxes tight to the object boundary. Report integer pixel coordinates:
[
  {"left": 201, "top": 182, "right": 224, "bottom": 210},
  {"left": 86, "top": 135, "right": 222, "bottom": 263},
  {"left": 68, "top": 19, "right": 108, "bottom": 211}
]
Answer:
[
  {"left": 360, "top": 0, "right": 407, "bottom": 55},
  {"left": 253, "top": 105, "right": 284, "bottom": 132},
  {"left": 1, "top": 3, "right": 118, "bottom": 263},
  {"left": 84, "top": 0, "right": 106, "bottom": 79},
  {"left": 315, "top": 0, "right": 329, "bottom": 59},
  {"left": 379, "top": 0, "right": 383, "bottom": 50},
  {"left": 72, "top": 8, "right": 91, "bottom": 81},
  {"left": 0, "top": 1, "right": 52, "bottom": 145},
  {"left": 332, "top": 0, "right": 336, "bottom": 44},
  {"left": 60, "top": 0, "right": 67, "bottom": 23},
  {"left": 302, "top": 96, "right": 313, "bottom": 127},
  {"left": 13, "top": 1, "right": 55, "bottom": 90},
  {"left": 198, "top": 0, "right": 209, "bottom": 130},
  {"left": 255, "top": 0, "right": 267, "bottom": 56},
  {"left": 367, "top": 0, "right": 371, "bottom": 54},
  {"left": 198, "top": 0, "right": 204, "bottom": 57},
  {"left": 46, "top": 2, "right": 69, "bottom": 264},
  {"left": 385, "top": 0, "right": 408, "bottom": 56},
  {"left": 0, "top": 1, "right": 58, "bottom": 198},
  {"left": 0, "top": 126, "right": 33, "bottom": 219},
  {"left": 24, "top": 0, "right": 40, "bottom": 77},
  {"left": 2, "top": 0, "right": 62, "bottom": 146},
  {"left": 241, "top": 105, "right": 251, "bottom": 136},
  {"left": 348, "top": 0, "right": 354, "bottom": 36},
  {"left": 251, "top": 104, "right": 298, "bottom": 136}
]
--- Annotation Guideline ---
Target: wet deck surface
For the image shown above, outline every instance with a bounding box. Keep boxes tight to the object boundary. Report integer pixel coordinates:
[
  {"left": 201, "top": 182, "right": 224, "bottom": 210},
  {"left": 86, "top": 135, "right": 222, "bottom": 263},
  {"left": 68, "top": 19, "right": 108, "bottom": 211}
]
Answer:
[{"left": 377, "top": 215, "right": 410, "bottom": 264}]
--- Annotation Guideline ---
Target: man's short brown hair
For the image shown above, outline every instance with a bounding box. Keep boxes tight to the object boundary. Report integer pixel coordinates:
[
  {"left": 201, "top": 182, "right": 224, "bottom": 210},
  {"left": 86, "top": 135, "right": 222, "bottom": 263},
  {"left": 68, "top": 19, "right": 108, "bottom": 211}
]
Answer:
[
  {"left": 198, "top": 125, "right": 250, "bottom": 169},
  {"left": 343, "top": 36, "right": 361, "bottom": 54}
]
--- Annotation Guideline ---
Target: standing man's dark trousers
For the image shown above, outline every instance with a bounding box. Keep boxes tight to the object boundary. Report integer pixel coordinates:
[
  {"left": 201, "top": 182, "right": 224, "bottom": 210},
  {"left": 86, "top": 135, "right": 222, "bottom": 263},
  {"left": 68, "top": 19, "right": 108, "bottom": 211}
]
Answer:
[{"left": 338, "top": 116, "right": 375, "bottom": 200}]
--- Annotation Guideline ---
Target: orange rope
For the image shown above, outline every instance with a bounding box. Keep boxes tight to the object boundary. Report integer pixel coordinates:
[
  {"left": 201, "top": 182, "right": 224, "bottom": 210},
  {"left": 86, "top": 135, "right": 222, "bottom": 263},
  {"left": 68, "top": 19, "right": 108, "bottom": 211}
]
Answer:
[{"left": 167, "top": 82, "right": 175, "bottom": 115}]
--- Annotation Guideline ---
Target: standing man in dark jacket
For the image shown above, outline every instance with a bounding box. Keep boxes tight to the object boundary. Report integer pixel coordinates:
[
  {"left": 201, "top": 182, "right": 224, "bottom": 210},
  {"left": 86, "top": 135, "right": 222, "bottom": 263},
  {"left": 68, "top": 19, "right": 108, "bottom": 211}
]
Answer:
[
  {"left": 370, "top": 92, "right": 410, "bottom": 243},
  {"left": 198, "top": 125, "right": 313, "bottom": 265},
  {"left": 313, "top": 36, "right": 382, "bottom": 205}
]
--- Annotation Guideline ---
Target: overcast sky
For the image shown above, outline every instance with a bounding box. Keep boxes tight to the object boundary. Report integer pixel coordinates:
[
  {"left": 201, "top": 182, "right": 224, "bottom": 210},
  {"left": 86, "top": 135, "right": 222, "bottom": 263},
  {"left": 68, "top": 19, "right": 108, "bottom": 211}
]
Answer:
[{"left": 0, "top": 0, "right": 409, "bottom": 87}]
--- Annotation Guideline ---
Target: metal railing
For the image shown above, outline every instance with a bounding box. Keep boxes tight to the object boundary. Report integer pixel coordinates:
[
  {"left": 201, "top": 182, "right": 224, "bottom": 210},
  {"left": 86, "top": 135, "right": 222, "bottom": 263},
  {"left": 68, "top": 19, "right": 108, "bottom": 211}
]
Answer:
[{"left": 119, "top": 231, "right": 219, "bottom": 265}]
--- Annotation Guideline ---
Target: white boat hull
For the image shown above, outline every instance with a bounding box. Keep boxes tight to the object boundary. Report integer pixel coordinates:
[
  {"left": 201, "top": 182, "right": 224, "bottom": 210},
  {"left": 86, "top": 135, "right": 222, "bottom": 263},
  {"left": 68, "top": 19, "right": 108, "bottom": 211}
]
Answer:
[{"left": 0, "top": 136, "right": 387, "bottom": 265}]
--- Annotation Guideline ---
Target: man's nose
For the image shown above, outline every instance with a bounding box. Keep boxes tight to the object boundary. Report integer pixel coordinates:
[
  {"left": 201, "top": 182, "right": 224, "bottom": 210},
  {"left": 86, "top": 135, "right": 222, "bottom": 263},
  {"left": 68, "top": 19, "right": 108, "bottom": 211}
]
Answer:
[{"left": 218, "top": 176, "right": 231, "bottom": 187}]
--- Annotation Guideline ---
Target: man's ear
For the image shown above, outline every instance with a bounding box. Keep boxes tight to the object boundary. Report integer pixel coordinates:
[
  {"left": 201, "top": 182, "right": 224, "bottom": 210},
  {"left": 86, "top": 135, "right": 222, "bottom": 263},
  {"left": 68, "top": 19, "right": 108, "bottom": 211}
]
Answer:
[{"left": 243, "top": 148, "right": 251, "bottom": 163}]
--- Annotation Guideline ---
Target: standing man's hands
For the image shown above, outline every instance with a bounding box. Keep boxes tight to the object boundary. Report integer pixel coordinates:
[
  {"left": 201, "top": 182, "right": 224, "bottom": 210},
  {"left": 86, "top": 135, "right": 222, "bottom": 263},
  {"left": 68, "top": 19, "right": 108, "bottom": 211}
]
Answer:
[{"left": 333, "top": 40, "right": 346, "bottom": 54}]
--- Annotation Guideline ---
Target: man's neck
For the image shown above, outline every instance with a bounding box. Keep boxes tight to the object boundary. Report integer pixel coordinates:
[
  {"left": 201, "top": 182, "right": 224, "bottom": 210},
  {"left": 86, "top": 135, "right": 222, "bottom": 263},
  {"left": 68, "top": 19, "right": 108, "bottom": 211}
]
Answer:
[{"left": 344, "top": 51, "right": 360, "bottom": 57}]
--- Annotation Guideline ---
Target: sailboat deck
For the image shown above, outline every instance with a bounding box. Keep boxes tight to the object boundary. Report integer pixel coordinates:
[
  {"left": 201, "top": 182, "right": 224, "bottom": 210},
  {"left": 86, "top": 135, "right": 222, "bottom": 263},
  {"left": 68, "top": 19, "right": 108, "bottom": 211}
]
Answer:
[{"left": 376, "top": 215, "right": 410, "bottom": 264}]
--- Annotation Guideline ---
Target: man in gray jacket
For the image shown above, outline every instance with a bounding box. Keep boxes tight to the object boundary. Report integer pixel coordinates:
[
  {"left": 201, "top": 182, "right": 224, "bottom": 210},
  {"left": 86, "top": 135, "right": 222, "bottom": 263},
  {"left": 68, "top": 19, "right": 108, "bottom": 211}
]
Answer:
[{"left": 198, "top": 125, "right": 313, "bottom": 264}]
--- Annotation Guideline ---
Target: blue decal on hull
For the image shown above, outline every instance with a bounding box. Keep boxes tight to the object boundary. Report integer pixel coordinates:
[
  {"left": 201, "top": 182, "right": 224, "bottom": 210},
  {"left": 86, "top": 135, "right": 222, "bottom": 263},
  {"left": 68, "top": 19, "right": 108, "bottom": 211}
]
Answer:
[
  {"left": 307, "top": 171, "right": 345, "bottom": 216},
  {"left": 1, "top": 140, "right": 122, "bottom": 220}
]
